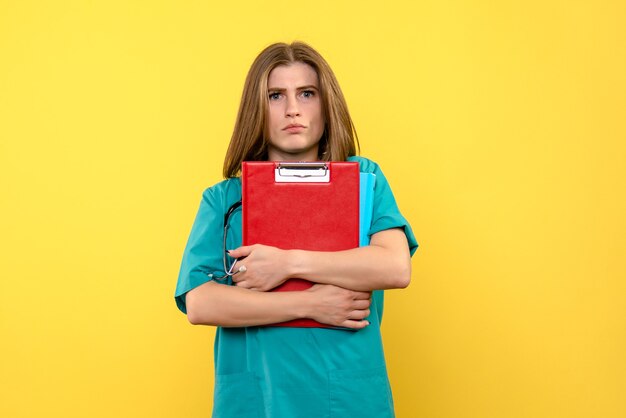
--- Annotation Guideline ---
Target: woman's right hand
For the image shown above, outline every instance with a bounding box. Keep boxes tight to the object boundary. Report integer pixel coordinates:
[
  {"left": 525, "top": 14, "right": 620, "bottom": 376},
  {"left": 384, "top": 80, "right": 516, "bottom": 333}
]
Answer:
[{"left": 306, "top": 284, "right": 371, "bottom": 329}]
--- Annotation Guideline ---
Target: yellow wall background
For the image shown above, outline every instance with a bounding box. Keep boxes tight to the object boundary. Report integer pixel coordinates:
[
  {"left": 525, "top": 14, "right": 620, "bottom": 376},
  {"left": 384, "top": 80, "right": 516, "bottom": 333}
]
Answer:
[{"left": 1, "top": 1, "right": 624, "bottom": 417}]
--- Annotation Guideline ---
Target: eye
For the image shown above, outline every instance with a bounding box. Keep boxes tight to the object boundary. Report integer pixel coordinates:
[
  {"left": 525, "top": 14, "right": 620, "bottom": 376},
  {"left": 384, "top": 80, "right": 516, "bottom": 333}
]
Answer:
[
  {"left": 301, "top": 90, "right": 315, "bottom": 98},
  {"left": 268, "top": 92, "right": 282, "bottom": 101}
]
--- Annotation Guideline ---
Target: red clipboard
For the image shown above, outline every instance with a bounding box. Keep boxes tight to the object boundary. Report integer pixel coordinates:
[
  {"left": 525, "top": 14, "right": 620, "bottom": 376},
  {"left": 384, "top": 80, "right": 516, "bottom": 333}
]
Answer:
[{"left": 242, "top": 161, "right": 360, "bottom": 328}]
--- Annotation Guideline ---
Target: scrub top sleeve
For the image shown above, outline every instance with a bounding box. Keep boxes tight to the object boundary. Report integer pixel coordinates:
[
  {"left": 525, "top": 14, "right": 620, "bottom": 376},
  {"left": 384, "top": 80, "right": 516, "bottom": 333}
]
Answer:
[
  {"left": 174, "top": 187, "right": 225, "bottom": 314},
  {"left": 369, "top": 162, "right": 419, "bottom": 256}
]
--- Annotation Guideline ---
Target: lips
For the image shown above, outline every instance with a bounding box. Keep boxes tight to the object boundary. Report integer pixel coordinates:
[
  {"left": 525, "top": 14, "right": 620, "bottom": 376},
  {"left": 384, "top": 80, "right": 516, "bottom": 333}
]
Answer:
[{"left": 283, "top": 124, "right": 305, "bottom": 133}]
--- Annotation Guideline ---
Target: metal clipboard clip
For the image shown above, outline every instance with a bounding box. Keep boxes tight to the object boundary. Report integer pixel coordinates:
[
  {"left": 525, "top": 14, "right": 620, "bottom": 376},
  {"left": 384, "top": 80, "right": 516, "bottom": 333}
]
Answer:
[{"left": 274, "top": 162, "right": 330, "bottom": 183}]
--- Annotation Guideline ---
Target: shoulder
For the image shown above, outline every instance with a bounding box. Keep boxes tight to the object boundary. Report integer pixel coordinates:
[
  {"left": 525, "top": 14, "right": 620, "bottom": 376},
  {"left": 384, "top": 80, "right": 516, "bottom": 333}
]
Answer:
[
  {"left": 346, "top": 155, "right": 381, "bottom": 175},
  {"left": 200, "top": 177, "right": 242, "bottom": 208}
]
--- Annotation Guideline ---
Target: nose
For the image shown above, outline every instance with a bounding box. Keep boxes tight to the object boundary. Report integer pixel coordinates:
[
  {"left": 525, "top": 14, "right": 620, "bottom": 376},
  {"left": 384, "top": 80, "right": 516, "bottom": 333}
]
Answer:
[{"left": 285, "top": 94, "right": 300, "bottom": 117}]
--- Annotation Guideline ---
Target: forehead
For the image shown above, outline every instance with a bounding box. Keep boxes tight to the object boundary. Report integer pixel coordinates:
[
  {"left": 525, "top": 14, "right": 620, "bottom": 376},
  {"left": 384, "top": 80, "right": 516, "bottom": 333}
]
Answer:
[{"left": 267, "top": 62, "right": 319, "bottom": 88}]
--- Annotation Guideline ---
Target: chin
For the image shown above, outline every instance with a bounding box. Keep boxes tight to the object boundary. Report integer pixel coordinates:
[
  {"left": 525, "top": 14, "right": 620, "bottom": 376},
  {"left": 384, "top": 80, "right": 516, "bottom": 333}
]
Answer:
[{"left": 278, "top": 144, "right": 315, "bottom": 154}]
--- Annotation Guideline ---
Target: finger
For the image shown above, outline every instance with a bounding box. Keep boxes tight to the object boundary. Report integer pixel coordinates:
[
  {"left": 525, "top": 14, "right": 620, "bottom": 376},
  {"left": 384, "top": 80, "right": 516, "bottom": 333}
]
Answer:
[
  {"left": 235, "top": 280, "right": 250, "bottom": 289},
  {"left": 352, "top": 299, "right": 371, "bottom": 310},
  {"left": 341, "top": 319, "right": 370, "bottom": 330},
  {"left": 227, "top": 246, "right": 253, "bottom": 259},
  {"left": 352, "top": 291, "right": 372, "bottom": 300},
  {"left": 348, "top": 309, "right": 371, "bottom": 320},
  {"left": 231, "top": 260, "right": 247, "bottom": 275},
  {"left": 230, "top": 260, "right": 244, "bottom": 280}
]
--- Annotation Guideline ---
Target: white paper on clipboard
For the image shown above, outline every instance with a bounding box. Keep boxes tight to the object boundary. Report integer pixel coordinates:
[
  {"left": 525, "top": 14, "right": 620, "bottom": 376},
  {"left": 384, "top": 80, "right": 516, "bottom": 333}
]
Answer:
[{"left": 274, "top": 162, "right": 331, "bottom": 183}]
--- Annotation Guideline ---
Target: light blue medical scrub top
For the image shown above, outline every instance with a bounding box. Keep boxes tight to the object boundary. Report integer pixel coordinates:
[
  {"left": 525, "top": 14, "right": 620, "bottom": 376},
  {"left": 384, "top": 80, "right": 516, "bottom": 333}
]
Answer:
[{"left": 175, "top": 156, "right": 418, "bottom": 418}]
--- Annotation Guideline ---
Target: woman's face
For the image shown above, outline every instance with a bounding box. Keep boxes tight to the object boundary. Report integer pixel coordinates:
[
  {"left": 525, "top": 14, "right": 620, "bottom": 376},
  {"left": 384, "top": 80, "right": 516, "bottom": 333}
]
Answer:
[{"left": 266, "top": 62, "right": 325, "bottom": 162}]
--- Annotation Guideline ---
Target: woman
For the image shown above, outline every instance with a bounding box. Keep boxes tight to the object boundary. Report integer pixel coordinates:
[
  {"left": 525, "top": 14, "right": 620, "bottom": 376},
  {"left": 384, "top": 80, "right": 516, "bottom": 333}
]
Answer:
[{"left": 175, "top": 42, "right": 418, "bottom": 418}]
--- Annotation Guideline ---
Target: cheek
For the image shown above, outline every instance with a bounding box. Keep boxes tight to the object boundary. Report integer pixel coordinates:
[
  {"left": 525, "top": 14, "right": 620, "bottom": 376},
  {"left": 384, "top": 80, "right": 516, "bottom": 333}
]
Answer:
[
  {"left": 310, "top": 102, "right": 324, "bottom": 125},
  {"left": 311, "top": 114, "right": 325, "bottom": 139},
  {"left": 268, "top": 107, "right": 282, "bottom": 132}
]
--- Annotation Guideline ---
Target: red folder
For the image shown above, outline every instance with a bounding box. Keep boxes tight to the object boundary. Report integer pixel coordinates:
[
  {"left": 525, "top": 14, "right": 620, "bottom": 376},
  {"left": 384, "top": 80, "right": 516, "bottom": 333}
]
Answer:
[{"left": 242, "top": 161, "right": 360, "bottom": 328}]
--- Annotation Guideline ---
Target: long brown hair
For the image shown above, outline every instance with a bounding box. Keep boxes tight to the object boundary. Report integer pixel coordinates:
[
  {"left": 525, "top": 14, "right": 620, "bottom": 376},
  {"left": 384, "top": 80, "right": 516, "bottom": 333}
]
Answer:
[{"left": 223, "top": 42, "right": 359, "bottom": 178}]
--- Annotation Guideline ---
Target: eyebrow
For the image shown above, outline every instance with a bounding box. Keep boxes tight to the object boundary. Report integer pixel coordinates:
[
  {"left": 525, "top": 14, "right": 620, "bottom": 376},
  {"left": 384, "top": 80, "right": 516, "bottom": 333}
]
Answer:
[{"left": 267, "top": 85, "right": 319, "bottom": 92}]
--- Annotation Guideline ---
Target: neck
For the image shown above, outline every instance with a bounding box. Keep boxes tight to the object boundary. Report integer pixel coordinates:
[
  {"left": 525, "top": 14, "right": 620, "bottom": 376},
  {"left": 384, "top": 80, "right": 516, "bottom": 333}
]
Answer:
[{"left": 267, "top": 146, "right": 319, "bottom": 162}]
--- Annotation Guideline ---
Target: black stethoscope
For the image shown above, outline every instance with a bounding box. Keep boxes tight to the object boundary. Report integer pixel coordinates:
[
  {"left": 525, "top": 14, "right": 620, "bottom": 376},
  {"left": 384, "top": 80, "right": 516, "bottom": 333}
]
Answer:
[{"left": 214, "top": 200, "right": 244, "bottom": 281}]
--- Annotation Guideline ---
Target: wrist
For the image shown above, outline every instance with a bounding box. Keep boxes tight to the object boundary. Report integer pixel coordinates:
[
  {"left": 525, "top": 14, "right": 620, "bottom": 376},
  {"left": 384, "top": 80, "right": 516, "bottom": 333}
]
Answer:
[
  {"left": 286, "top": 249, "right": 305, "bottom": 279},
  {"left": 292, "top": 289, "right": 313, "bottom": 319}
]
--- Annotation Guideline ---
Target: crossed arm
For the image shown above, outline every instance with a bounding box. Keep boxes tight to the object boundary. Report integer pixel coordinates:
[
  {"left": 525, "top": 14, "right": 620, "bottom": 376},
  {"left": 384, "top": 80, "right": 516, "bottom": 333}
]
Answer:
[{"left": 185, "top": 228, "right": 411, "bottom": 329}]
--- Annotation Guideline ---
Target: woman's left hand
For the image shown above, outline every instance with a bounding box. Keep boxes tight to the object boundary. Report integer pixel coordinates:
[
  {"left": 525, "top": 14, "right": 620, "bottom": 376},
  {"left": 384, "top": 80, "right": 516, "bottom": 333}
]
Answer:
[{"left": 229, "top": 244, "right": 291, "bottom": 291}]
